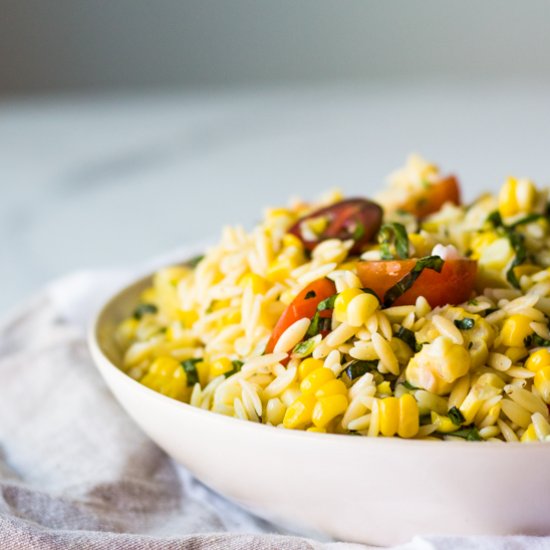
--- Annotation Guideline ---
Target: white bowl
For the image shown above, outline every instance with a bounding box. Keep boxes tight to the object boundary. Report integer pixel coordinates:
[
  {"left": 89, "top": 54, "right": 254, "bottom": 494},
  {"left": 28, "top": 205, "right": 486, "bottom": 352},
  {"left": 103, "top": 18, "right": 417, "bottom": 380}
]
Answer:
[{"left": 89, "top": 271, "right": 550, "bottom": 546}]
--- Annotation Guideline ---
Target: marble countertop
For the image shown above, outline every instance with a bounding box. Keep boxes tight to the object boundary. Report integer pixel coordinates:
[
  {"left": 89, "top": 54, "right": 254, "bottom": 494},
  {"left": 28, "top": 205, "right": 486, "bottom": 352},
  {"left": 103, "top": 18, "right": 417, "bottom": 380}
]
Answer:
[{"left": 2, "top": 80, "right": 550, "bottom": 314}]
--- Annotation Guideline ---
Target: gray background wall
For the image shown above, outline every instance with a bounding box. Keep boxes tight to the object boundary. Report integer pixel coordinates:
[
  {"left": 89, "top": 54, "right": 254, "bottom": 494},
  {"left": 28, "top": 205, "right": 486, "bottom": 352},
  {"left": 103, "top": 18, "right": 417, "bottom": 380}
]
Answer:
[{"left": 3, "top": 0, "right": 550, "bottom": 95}]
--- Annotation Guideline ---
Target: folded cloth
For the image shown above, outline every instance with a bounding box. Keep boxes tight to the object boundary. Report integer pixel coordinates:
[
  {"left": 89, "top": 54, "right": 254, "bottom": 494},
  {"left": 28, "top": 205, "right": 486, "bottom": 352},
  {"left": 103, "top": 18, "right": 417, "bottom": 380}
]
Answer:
[{"left": 0, "top": 267, "right": 548, "bottom": 550}]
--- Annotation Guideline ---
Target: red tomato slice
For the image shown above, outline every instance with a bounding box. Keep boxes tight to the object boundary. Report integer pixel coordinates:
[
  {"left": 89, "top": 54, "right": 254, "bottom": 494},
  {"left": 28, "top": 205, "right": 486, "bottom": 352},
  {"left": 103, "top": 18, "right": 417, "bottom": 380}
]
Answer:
[
  {"left": 265, "top": 278, "right": 336, "bottom": 354},
  {"left": 288, "top": 198, "right": 383, "bottom": 254},
  {"left": 401, "top": 175, "right": 461, "bottom": 219},
  {"left": 356, "top": 258, "right": 477, "bottom": 307}
]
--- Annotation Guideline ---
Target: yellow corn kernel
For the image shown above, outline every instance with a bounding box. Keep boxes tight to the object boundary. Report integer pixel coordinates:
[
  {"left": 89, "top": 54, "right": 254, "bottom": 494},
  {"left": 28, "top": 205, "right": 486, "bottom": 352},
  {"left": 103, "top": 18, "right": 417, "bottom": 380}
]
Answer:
[
  {"left": 499, "top": 177, "right": 537, "bottom": 217},
  {"left": 534, "top": 366, "right": 550, "bottom": 403},
  {"left": 477, "top": 238, "right": 515, "bottom": 270},
  {"left": 116, "top": 318, "right": 139, "bottom": 348},
  {"left": 283, "top": 394, "right": 316, "bottom": 429},
  {"left": 376, "top": 381, "right": 392, "bottom": 396},
  {"left": 500, "top": 315, "right": 533, "bottom": 347},
  {"left": 514, "top": 265, "right": 539, "bottom": 278},
  {"left": 430, "top": 411, "right": 458, "bottom": 434},
  {"left": 312, "top": 394, "right": 348, "bottom": 428},
  {"left": 298, "top": 358, "right": 324, "bottom": 381},
  {"left": 408, "top": 233, "right": 431, "bottom": 257},
  {"left": 315, "top": 379, "right": 347, "bottom": 399},
  {"left": 306, "top": 215, "right": 329, "bottom": 236},
  {"left": 282, "top": 233, "right": 303, "bottom": 249},
  {"left": 141, "top": 356, "right": 190, "bottom": 401},
  {"left": 398, "top": 394, "right": 420, "bottom": 438},
  {"left": 378, "top": 397, "right": 400, "bottom": 436},
  {"left": 333, "top": 288, "right": 364, "bottom": 323},
  {"left": 346, "top": 293, "right": 379, "bottom": 327},
  {"left": 505, "top": 346, "right": 528, "bottom": 363},
  {"left": 300, "top": 367, "right": 335, "bottom": 394},
  {"left": 526, "top": 349, "right": 550, "bottom": 372},
  {"left": 521, "top": 423, "right": 538, "bottom": 442},
  {"left": 470, "top": 231, "right": 498, "bottom": 260},
  {"left": 240, "top": 273, "right": 270, "bottom": 294},
  {"left": 499, "top": 177, "right": 519, "bottom": 217},
  {"left": 176, "top": 309, "right": 198, "bottom": 328},
  {"left": 210, "top": 357, "right": 233, "bottom": 379},
  {"left": 307, "top": 426, "right": 327, "bottom": 433}
]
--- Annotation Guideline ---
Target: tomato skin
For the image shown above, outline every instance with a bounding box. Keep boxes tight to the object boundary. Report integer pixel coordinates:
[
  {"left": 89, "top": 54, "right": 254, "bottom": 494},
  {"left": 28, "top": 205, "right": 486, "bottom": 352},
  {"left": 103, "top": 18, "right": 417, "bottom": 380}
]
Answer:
[
  {"left": 265, "top": 278, "right": 336, "bottom": 354},
  {"left": 402, "top": 175, "right": 461, "bottom": 218},
  {"left": 289, "top": 198, "right": 383, "bottom": 254},
  {"left": 356, "top": 259, "right": 477, "bottom": 307}
]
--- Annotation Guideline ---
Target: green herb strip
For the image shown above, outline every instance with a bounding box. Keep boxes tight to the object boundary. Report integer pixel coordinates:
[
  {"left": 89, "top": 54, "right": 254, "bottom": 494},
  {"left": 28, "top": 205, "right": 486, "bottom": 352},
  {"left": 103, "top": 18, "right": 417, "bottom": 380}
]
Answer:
[
  {"left": 454, "top": 318, "right": 475, "bottom": 330},
  {"left": 382, "top": 256, "right": 445, "bottom": 308},
  {"left": 486, "top": 210, "right": 531, "bottom": 290},
  {"left": 317, "top": 294, "right": 337, "bottom": 311},
  {"left": 188, "top": 255, "right": 205, "bottom": 268},
  {"left": 508, "top": 213, "right": 544, "bottom": 229},
  {"left": 353, "top": 222, "right": 366, "bottom": 241},
  {"left": 400, "top": 380, "right": 418, "bottom": 391},
  {"left": 378, "top": 222, "right": 410, "bottom": 260},
  {"left": 181, "top": 358, "right": 201, "bottom": 386},
  {"left": 341, "top": 360, "right": 378, "bottom": 380},
  {"left": 448, "top": 406, "right": 465, "bottom": 426},
  {"left": 224, "top": 360, "right": 244, "bottom": 378},
  {"left": 395, "top": 326, "right": 417, "bottom": 352},
  {"left": 525, "top": 333, "right": 550, "bottom": 348},
  {"left": 304, "top": 290, "right": 317, "bottom": 300},
  {"left": 306, "top": 313, "right": 331, "bottom": 338},
  {"left": 293, "top": 337, "right": 316, "bottom": 355},
  {"left": 133, "top": 303, "right": 158, "bottom": 320},
  {"left": 450, "top": 426, "right": 482, "bottom": 441},
  {"left": 361, "top": 287, "right": 382, "bottom": 304}
]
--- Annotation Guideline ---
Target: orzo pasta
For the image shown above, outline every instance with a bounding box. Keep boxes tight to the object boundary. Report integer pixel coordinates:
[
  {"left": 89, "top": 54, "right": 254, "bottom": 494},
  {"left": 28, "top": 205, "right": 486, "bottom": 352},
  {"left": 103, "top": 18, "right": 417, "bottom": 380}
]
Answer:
[{"left": 117, "top": 155, "right": 550, "bottom": 442}]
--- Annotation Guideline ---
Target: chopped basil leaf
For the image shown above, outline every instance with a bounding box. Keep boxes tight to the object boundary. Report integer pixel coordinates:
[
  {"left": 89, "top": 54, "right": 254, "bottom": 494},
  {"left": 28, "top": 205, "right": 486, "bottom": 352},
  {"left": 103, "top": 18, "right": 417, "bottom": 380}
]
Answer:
[
  {"left": 352, "top": 222, "right": 366, "bottom": 241},
  {"left": 133, "top": 303, "right": 158, "bottom": 320},
  {"left": 361, "top": 287, "right": 382, "bottom": 304},
  {"left": 378, "top": 222, "right": 409, "bottom": 260},
  {"left": 454, "top": 318, "right": 475, "bottom": 330},
  {"left": 306, "top": 312, "right": 320, "bottom": 337},
  {"left": 293, "top": 336, "right": 317, "bottom": 356},
  {"left": 224, "top": 359, "right": 244, "bottom": 378},
  {"left": 525, "top": 333, "right": 550, "bottom": 348},
  {"left": 508, "top": 213, "right": 544, "bottom": 229},
  {"left": 395, "top": 326, "right": 417, "bottom": 352},
  {"left": 181, "top": 358, "right": 201, "bottom": 386},
  {"left": 306, "top": 313, "right": 331, "bottom": 337},
  {"left": 304, "top": 290, "right": 316, "bottom": 300},
  {"left": 317, "top": 294, "right": 337, "bottom": 311},
  {"left": 400, "top": 380, "right": 418, "bottom": 390},
  {"left": 382, "top": 256, "right": 444, "bottom": 308},
  {"left": 486, "top": 210, "right": 503, "bottom": 228},
  {"left": 506, "top": 231, "right": 527, "bottom": 289},
  {"left": 341, "top": 360, "right": 378, "bottom": 380},
  {"left": 448, "top": 406, "right": 465, "bottom": 426},
  {"left": 468, "top": 299, "right": 479, "bottom": 306},
  {"left": 188, "top": 255, "right": 205, "bottom": 268},
  {"left": 486, "top": 210, "right": 530, "bottom": 289},
  {"left": 450, "top": 426, "right": 482, "bottom": 441}
]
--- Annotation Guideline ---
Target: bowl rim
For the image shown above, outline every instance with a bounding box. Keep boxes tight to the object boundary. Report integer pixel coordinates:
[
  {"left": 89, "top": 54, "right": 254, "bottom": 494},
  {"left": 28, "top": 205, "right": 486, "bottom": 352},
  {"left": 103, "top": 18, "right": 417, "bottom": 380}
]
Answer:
[{"left": 88, "top": 263, "right": 550, "bottom": 452}]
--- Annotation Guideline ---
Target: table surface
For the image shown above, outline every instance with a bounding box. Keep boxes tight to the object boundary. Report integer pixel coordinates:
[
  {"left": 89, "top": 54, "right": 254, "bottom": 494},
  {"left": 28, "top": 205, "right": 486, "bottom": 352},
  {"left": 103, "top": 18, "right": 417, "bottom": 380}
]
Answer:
[{"left": 2, "top": 79, "right": 550, "bottom": 314}]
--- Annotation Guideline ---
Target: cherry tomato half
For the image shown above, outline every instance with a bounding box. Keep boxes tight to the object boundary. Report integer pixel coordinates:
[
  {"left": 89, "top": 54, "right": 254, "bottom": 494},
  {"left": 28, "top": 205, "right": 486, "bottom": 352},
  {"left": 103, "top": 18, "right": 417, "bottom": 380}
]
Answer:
[
  {"left": 265, "top": 278, "right": 336, "bottom": 354},
  {"left": 356, "top": 258, "right": 477, "bottom": 307},
  {"left": 289, "top": 198, "right": 383, "bottom": 254},
  {"left": 401, "top": 175, "right": 461, "bottom": 219}
]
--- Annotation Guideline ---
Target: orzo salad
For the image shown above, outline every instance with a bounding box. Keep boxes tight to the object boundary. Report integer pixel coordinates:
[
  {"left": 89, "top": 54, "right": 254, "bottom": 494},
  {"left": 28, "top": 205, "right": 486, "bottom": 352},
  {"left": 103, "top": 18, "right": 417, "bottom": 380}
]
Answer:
[{"left": 117, "top": 155, "right": 550, "bottom": 442}]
